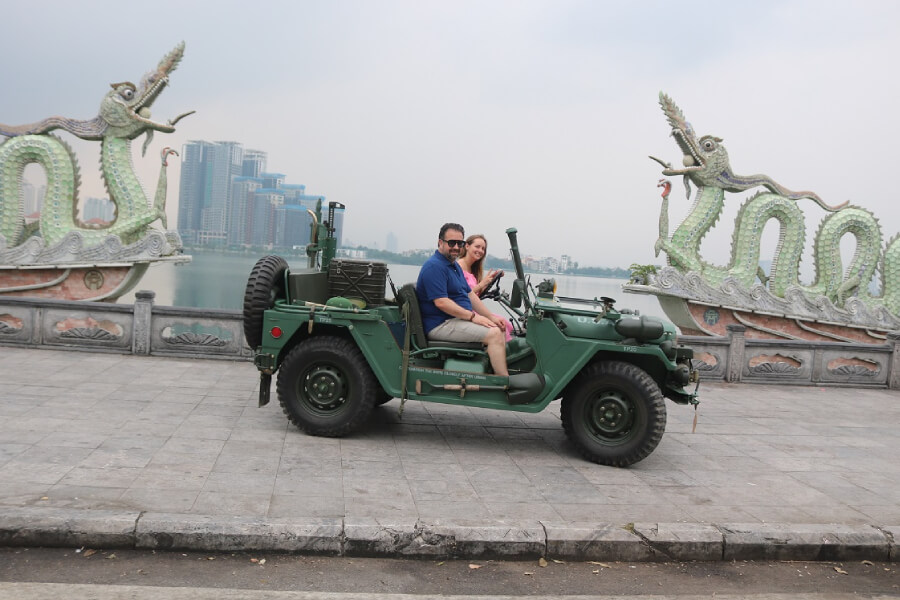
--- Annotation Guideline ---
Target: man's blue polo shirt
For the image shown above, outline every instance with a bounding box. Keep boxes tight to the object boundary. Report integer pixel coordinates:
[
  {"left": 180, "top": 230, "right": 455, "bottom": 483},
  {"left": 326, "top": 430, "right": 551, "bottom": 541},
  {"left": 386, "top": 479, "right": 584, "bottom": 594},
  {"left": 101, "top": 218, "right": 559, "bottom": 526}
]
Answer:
[{"left": 416, "top": 250, "right": 473, "bottom": 333}]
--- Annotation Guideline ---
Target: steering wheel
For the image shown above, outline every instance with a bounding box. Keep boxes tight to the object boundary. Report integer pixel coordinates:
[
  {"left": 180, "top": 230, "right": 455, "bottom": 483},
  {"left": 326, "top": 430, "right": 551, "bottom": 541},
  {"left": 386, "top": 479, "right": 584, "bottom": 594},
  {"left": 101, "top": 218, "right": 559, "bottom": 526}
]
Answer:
[{"left": 480, "top": 271, "right": 504, "bottom": 300}]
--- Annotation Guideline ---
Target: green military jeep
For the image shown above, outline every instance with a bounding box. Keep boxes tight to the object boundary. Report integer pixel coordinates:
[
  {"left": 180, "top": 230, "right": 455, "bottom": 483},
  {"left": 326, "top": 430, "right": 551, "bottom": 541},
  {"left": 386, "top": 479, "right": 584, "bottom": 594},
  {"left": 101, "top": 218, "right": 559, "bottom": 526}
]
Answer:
[{"left": 243, "top": 203, "right": 698, "bottom": 466}]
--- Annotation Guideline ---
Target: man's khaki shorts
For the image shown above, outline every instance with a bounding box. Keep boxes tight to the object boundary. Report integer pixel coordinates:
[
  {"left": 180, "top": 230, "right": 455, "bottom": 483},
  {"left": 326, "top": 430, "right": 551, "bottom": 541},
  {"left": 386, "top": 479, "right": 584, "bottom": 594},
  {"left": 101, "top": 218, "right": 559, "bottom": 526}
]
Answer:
[{"left": 427, "top": 318, "right": 488, "bottom": 343}]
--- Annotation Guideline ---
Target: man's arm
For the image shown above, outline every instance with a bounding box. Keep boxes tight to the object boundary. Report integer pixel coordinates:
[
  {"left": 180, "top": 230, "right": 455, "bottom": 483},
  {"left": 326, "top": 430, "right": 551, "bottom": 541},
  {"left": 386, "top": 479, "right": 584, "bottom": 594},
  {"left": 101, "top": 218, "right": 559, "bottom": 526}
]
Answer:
[
  {"left": 432, "top": 295, "right": 501, "bottom": 329},
  {"left": 434, "top": 297, "right": 477, "bottom": 321}
]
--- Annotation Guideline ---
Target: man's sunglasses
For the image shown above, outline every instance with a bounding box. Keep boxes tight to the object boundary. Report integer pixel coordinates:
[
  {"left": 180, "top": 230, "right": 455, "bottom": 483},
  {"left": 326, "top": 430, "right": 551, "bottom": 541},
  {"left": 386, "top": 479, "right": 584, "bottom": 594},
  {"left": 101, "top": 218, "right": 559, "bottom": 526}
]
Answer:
[{"left": 442, "top": 239, "right": 467, "bottom": 248}]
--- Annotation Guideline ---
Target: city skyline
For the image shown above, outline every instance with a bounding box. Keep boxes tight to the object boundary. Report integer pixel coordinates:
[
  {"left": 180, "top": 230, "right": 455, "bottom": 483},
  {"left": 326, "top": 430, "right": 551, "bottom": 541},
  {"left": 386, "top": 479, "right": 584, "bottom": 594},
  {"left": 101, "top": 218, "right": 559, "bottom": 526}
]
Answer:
[{"left": 176, "top": 140, "right": 341, "bottom": 250}]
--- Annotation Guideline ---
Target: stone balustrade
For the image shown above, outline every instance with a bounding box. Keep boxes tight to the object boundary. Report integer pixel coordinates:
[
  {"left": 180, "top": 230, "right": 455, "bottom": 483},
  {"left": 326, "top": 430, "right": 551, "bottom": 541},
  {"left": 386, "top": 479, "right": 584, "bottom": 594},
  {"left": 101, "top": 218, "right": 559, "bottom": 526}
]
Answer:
[
  {"left": 1, "top": 293, "right": 897, "bottom": 389},
  {"left": 0, "top": 291, "right": 250, "bottom": 361}
]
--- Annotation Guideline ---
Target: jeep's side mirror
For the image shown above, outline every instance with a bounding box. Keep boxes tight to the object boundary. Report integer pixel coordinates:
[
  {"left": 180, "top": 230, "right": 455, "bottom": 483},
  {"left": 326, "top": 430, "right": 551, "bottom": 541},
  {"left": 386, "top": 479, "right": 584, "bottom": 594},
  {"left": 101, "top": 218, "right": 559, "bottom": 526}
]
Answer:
[{"left": 510, "top": 279, "right": 524, "bottom": 309}]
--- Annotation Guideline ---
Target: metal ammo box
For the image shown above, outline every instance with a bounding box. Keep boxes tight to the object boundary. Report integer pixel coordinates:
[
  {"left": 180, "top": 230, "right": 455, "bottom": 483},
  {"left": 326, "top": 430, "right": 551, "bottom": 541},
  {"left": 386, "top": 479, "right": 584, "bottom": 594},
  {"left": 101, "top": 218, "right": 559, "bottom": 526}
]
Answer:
[{"left": 327, "top": 259, "right": 388, "bottom": 307}]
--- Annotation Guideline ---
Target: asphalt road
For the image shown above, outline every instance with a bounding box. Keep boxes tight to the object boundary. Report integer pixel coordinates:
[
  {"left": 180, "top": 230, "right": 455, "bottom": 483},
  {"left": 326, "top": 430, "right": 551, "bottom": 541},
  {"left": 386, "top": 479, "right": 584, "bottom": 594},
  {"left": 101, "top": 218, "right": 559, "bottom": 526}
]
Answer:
[{"left": 0, "top": 547, "right": 897, "bottom": 598}]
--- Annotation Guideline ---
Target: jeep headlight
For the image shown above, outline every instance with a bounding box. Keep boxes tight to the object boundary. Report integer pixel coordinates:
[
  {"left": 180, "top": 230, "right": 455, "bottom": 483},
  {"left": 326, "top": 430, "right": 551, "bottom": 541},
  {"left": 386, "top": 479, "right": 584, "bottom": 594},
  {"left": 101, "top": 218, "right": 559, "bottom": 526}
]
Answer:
[{"left": 671, "top": 363, "right": 691, "bottom": 386}]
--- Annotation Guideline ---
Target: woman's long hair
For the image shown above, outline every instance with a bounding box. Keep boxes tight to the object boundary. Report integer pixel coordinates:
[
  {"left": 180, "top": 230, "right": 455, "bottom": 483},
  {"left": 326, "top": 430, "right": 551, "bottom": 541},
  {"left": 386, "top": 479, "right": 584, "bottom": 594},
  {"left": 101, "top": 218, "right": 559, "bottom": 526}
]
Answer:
[{"left": 461, "top": 234, "right": 487, "bottom": 282}]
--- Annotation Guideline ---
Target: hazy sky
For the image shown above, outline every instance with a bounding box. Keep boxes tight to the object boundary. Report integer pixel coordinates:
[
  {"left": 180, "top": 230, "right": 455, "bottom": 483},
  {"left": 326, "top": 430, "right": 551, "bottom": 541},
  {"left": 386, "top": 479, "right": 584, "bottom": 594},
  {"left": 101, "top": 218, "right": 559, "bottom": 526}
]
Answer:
[{"left": 2, "top": 0, "right": 899, "bottom": 270}]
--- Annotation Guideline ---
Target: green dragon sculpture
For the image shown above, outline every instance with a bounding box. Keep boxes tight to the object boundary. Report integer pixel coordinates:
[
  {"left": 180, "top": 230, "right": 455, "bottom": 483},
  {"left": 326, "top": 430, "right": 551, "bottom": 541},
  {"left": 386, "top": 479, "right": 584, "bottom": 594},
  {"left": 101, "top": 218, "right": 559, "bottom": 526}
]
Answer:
[
  {"left": 649, "top": 92, "right": 900, "bottom": 320},
  {"left": 0, "top": 43, "right": 194, "bottom": 253}
]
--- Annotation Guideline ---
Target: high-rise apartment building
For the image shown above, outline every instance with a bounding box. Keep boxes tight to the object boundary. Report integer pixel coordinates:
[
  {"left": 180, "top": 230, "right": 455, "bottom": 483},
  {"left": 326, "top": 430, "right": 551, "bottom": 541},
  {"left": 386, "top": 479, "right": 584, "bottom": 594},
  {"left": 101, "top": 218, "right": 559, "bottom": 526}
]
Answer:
[
  {"left": 177, "top": 140, "right": 332, "bottom": 250},
  {"left": 242, "top": 150, "right": 267, "bottom": 178},
  {"left": 247, "top": 188, "right": 283, "bottom": 247},
  {"left": 386, "top": 232, "right": 398, "bottom": 253},
  {"left": 176, "top": 141, "right": 211, "bottom": 243},
  {"left": 81, "top": 197, "right": 115, "bottom": 224},
  {"left": 22, "top": 182, "right": 45, "bottom": 217},
  {"left": 228, "top": 176, "right": 264, "bottom": 246},
  {"left": 274, "top": 205, "right": 314, "bottom": 249},
  {"left": 177, "top": 140, "right": 243, "bottom": 246}
]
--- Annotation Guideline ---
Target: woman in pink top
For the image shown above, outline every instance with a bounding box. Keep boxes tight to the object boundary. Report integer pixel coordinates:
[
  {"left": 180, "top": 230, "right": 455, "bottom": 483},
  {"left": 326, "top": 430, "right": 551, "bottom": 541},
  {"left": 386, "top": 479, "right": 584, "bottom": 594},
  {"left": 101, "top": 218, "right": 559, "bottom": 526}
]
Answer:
[{"left": 458, "top": 234, "right": 514, "bottom": 341}]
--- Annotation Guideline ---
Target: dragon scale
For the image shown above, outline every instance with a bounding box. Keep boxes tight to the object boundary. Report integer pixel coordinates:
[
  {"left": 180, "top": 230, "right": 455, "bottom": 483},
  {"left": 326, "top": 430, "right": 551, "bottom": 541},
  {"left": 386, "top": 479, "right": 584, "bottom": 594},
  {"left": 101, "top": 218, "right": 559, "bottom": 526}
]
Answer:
[
  {"left": 653, "top": 93, "right": 900, "bottom": 319},
  {"left": 0, "top": 135, "right": 77, "bottom": 247}
]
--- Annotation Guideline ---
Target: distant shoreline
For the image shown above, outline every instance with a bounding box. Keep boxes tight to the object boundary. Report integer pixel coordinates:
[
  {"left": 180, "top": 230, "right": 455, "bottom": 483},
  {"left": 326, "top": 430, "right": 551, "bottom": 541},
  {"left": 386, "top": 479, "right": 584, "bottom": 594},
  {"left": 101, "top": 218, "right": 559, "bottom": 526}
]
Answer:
[{"left": 180, "top": 246, "right": 632, "bottom": 280}]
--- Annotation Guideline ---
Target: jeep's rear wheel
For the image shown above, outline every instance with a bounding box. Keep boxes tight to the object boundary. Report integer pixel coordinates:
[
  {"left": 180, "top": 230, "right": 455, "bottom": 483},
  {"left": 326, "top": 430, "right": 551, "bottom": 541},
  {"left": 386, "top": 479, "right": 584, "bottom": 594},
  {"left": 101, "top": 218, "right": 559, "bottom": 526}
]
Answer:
[
  {"left": 243, "top": 255, "right": 289, "bottom": 349},
  {"left": 277, "top": 336, "right": 377, "bottom": 437},
  {"left": 561, "top": 361, "right": 666, "bottom": 467}
]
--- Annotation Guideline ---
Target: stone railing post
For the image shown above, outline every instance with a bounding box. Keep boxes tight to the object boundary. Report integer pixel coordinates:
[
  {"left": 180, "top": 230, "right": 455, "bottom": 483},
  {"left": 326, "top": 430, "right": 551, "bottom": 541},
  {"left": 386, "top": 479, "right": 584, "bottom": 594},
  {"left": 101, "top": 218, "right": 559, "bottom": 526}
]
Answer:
[
  {"left": 132, "top": 290, "right": 155, "bottom": 355},
  {"left": 725, "top": 324, "right": 746, "bottom": 383},
  {"left": 888, "top": 332, "right": 900, "bottom": 390}
]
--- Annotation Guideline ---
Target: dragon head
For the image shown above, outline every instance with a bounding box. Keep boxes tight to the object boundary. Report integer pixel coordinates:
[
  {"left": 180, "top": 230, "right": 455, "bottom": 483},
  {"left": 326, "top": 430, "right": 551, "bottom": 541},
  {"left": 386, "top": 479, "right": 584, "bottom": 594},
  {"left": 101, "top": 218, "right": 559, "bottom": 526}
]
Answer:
[
  {"left": 99, "top": 42, "right": 193, "bottom": 144},
  {"left": 650, "top": 93, "right": 732, "bottom": 191},
  {"left": 649, "top": 93, "right": 844, "bottom": 210}
]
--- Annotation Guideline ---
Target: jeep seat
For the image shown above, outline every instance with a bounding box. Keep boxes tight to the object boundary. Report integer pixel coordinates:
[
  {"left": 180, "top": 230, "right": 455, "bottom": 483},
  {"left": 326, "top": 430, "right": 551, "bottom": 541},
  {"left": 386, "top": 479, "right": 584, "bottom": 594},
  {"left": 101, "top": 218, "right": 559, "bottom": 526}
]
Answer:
[{"left": 397, "top": 283, "right": 483, "bottom": 351}]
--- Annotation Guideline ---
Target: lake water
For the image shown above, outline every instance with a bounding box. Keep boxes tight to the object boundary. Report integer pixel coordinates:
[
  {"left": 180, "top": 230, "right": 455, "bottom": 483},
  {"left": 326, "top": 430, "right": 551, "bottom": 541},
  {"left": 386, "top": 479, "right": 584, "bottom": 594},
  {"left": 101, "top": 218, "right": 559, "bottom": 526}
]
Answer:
[{"left": 120, "top": 250, "right": 666, "bottom": 319}]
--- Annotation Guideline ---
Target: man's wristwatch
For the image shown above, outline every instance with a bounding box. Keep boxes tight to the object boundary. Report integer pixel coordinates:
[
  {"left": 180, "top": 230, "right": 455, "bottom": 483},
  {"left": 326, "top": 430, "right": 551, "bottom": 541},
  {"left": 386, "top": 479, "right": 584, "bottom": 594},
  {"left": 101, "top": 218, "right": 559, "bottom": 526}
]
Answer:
[{"left": 469, "top": 311, "right": 476, "bottom": 321}]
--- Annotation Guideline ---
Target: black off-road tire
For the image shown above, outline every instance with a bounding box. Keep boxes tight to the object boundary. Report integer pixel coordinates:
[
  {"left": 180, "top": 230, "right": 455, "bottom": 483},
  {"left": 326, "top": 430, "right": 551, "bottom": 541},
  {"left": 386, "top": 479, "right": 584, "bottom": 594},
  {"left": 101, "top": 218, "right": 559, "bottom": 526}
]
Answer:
[
  {"left": 277, "top": 336, "right": 377, "bottom": 437},
  {"left": 243, "top": 255, "right": 289, "bottom": 349},
  {"left": 561, "top": 361, "right": 667, "bottom": 467}
]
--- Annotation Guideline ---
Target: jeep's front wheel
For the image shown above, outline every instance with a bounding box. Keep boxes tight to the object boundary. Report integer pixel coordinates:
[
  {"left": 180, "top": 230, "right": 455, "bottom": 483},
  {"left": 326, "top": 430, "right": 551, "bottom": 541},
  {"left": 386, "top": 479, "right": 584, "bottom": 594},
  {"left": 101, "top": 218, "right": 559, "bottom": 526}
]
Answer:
[
  {"left": 277, "top": 336, "right": 377, "bottom": 437},
  {"left": 561, "top": 361, "right": 666, "bottom": 467},
  {"left": 243, "top": 255, "right": 289, "bottom": 350}
]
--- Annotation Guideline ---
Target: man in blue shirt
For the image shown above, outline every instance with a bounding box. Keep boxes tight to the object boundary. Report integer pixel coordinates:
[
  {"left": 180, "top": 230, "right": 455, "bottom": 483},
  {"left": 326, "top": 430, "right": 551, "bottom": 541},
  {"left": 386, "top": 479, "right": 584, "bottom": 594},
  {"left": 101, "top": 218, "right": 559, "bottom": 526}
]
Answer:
[{"left": 416, "top": 223, "right": 508, "bottom": 376}]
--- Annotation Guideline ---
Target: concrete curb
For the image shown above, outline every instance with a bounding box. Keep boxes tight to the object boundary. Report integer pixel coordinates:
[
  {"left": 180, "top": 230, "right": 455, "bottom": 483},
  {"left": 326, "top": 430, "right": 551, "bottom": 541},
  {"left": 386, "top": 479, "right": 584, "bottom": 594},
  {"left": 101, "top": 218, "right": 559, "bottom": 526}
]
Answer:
[{"left": 0, "top": 507, "right": 896, "bottom": 561}]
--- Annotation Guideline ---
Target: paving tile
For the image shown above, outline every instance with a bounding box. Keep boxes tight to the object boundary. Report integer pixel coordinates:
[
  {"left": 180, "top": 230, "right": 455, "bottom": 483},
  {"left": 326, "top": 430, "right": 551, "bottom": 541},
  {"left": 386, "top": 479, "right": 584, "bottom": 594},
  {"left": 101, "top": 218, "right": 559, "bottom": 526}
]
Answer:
[
  {"left": 42, "top": 484, "right": 127, "bottom": 509},
  {"left": 191, "top": 491, "right": 270, "bottom": 516},
  {"left": 407, "top": 478, "right": 479, "bottom": 502},
  {"left": 0, "top": 462, "right": 74, "bottom": 485},
  {"left": 470, "top": 480, "right": 545, "bottom": 503},
  {"left": 343, "top": 478, "right": 414, "bottom": 501},
  {"left": 268, "top": 494, "right": 344, "bottom": 518},
  {"left": 129, "top": 466, "right": 209, "bottom": 490},
  {"left": 0, "top": 443, "right": 31, "bottom": 465},
  {"left": 278, "top": 457, "right": 343, "bottom": 478},
  {"left": 341, "top": 459, "right": 404, "bottom": 477},
  {"left": 682, "top": 504, "right": 759, "bottom": 524},
  {"left": 58, "top": 466, "right": 142, "bottom": 488},
  {"left": 0, "top": 481, "right": 52, "bottom": 504},
  {"left": 212, "top": 453, "right": 280, "bottom": 475},
  {"left": 415, "top": 500, "right": 492, "bottom": 520},
  {"left": 483, "top": 501, "right": 564, "bottom": 521},
  {"left": 854, "top": 504, "right": 900, "bottom": 522},
  {"left": 34, "top": 432, "right": 109, "bottom": 449},
  {"left": 80, "top": 448, "right": 156, "bottom": 469},
  {"left": 343, "top": 496, "right": 417, "bottom": 519},
  {"left": 119, "top": 488, "right": 200, "bottom": 512},
  {"left": 401, "top": 461, "right": 470, "bottom": 482},
  {"left": 273, "top": 476, "right": 342, "bottom": 497}
]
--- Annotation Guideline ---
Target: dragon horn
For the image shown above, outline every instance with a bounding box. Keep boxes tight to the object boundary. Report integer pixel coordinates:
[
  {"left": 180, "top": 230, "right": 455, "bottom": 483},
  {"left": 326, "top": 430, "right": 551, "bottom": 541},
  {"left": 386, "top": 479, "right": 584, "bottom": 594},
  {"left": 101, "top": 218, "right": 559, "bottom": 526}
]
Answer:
[
  {"left": 158, "top": 42, "right": 185, "bottom": 75},
  {"left": 658, "top": 92, "right": 688, "bottom": 132}
]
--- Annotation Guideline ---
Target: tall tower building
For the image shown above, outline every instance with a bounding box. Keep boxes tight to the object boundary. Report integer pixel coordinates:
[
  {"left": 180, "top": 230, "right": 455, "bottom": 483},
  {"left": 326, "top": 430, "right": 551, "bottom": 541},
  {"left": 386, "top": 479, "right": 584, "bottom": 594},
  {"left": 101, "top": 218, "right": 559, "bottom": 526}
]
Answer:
[
  {"left": 248, "top": 189, "right": 284, "bottom": 247},
  {"left": 177, "top": 140, "right": 214, "bottom": 244},
  {"left": 82, "top": 197, "right": 115, "bottom": 224},
  {"left": 228, "top": 176, "right": 263, "bottom": 246},
  {"left": 242, "top": 150, "right": 267, "bottom": 178},
  {"left": 202, "top": 141, "right": 243, "bottom": 237},
  {"left": 178, "top": 140, "right": 243, "bottom": 246},
  {"left": 386, "top": 232, "right": 398, "bottom": 253},
  {"left": 274, "top": 205, "right": 313, "bottom": 249}
]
